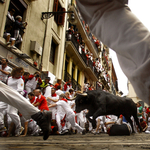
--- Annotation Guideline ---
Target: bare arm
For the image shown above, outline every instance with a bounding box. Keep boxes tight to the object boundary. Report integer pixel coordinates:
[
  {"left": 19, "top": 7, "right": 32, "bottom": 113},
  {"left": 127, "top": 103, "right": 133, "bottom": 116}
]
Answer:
[
  {"left": 143, "top": 124, "right": 148, "bottom": 132},
  {"left": 48, "top": 103, "right": 57, "bottom": 108},
  {"left": 47, "top": 97, "right": 59, "bottom": 102},
  {"left": 0, "top": 69, "right": 10, "bottom": 75},
  {"left": 105, "top": 122, "right": 116, "bottom": 125},
  {"left": 34, "top": 102, "right": 40, "bottom": 107}
]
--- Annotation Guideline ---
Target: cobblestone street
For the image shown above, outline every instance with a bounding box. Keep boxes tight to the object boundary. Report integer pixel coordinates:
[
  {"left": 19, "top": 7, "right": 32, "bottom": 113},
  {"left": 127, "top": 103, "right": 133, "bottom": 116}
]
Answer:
[{"left": 1, "top": 133, "right": 150, "bottom": 150}]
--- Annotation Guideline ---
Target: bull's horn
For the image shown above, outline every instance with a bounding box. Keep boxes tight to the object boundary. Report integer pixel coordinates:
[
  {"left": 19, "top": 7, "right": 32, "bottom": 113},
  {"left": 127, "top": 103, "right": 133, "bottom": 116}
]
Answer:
[{"left": 79, "top": 93, "right": 87, "bottom": 96}]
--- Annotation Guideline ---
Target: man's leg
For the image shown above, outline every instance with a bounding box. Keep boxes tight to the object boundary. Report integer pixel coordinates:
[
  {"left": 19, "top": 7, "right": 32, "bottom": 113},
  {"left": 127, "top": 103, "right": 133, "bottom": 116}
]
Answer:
[
  {"left": 56, "top": 114, "right": 62, "bottom": 133},
  {"left": 67, "top": 113, "right": 86, "bottom": 134},
  {"left": 7, "top": 105, "right": 23, "bottom": 136},
  {"left": 77, "top": 0, "right": 150, "bottom": 104},
  {"left": 0, "top": 81, "right": 51, "bottom": 140}
]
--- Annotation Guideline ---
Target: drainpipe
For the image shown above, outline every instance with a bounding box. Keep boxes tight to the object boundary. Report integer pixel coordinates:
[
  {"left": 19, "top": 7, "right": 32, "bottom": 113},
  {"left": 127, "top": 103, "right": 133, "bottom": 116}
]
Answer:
[{"left": 40, "top": 0, "right": 51, "bottom": 72}]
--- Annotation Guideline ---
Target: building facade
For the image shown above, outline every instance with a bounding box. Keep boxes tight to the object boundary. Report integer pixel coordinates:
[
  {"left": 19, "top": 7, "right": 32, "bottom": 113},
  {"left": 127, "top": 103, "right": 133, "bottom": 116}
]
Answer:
[
  {"left": 0, "top": 0, "right": 113, "bottom": 91},
  {"left": 0, "top": 0, "right": 67, "bottom": 81},
  {"left": 127, "top": 81, "right": 148, "bottom": 107}
]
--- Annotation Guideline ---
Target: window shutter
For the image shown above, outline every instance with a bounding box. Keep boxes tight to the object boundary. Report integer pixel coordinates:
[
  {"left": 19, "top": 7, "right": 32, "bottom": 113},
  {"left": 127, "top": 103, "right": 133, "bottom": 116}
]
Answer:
[
  {"left": 53, "top": 0, "right": 59, "bottom": 12},
  {"left": 57, "top": 8, "right": 65, "bottom": 26}
]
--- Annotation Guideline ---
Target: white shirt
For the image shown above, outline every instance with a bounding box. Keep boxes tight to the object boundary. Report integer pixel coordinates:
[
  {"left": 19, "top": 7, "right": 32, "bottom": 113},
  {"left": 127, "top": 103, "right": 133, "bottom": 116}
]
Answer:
[
  {"left": 44, "top": 86, "right": 52, "bottom": 98},
  {"left": 56, "top": 100, "right": 74, "bottom": 116},
  {"left": 7, "top": 77, "right": 24, "bottom": 95},
  {"left": 7, "top": 12, "right": 15, "bottom": 22},
  {"left": 56, "top": 89, "right": 64, "bottom": 96},
  {"left": 0, "top": 65, "right": 12, "bottom": 83},
  {"left": 26, "top": 76, "right": 37, "bottom": 89}
]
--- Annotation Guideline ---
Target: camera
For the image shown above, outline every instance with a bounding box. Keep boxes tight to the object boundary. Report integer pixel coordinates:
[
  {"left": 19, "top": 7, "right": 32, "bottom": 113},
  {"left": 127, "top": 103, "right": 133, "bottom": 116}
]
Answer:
[{"left": 35, "top": 74, "right": 40, "bottom": 78}]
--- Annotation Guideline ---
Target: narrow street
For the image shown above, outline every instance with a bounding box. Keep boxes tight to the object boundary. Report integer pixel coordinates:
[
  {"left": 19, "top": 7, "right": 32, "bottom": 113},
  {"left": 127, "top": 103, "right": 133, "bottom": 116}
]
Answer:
[{"left": 0, "top": 133, "right": 150, "bottom": 150}]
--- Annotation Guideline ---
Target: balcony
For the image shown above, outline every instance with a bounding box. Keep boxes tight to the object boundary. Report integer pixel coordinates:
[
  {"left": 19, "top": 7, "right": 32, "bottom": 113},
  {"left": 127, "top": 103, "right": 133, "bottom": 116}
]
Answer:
[
  {"left": 68, "top": 4, "right": 99, "bottom": 58},
  {"left": 66, "top": 31, "right": 87, "bottom": 70},
  {"left": 66, "top": 32, "right": 99, "bottom": 81},
  {"left": 64, "top": 70, "right": 81, "bottom": 91}
]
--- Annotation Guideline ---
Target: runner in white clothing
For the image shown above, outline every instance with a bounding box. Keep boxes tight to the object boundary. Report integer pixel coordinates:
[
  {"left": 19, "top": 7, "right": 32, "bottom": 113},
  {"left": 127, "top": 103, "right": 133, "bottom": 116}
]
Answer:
[
  {"left": 0, "top": 81, "right": 52, "bottom": 140},
  {"left": 7, "top": 67, "right": 25, "bottom": 137},
  {"left": 0, "top": 58, "right": 12, "bottom": 132},
  {"left": 49, "top": 94, "right": 86, "bottom": 134}
]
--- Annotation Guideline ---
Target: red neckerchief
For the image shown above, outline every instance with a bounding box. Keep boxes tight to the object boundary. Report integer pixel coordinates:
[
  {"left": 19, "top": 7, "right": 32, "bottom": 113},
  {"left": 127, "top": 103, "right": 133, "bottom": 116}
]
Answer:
[
  {"left": 52, "top": 93, "right": 57, "bottom": 97},
  {"left": 61, "top": 98, "right": 68, "bottom": 102}
]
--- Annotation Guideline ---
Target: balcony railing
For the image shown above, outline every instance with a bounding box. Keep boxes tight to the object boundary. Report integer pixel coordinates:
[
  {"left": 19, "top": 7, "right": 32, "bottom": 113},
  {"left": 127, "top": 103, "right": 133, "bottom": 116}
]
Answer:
[
  {"left": 66, "top": 32, "right": 100, "bottom": 80},
  {"left": 64, "top": 70, "right": 81, "bottom": 91}
]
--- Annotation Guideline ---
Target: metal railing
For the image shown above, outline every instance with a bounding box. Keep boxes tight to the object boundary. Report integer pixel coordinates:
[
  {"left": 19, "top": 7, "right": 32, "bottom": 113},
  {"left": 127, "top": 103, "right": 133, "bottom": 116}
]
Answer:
[{"left": 64, "top": 70, "right": 81, "bottom": 91}]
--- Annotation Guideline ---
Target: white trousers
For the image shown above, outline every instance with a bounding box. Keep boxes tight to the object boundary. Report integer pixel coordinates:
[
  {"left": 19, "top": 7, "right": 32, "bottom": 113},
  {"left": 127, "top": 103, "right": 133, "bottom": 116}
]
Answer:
[
  {"left": 7, "top": 105, "right": 21, "bottom": 130},
  {"left": 66, "top": 112, "right": 83, "bottom": 133},
  {"left": 77, "top": 0, "right": 150, "bottom": 104},
  {"left": 0, "top": 81, "right": 39, "bottom": 119},
  {"left": 56, "top": 113, "right": 64, "bottom": 133},
  {"left": 76, "top": 111, "right": 85, "bottom": 128},
  {"left": 0, "top": 101, "right": 8, "bottom": 128}
]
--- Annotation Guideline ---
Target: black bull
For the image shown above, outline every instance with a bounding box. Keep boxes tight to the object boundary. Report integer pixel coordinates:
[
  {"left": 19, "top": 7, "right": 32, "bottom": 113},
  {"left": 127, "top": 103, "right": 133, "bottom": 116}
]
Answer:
[{"left": 75, "top": 90, "right": 142, "bottom": 133}]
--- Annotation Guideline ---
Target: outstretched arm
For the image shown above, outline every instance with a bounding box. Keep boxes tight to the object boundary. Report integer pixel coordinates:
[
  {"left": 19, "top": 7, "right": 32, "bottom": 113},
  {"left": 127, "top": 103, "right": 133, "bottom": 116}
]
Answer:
[{"left": 48, "top": 103, "right": 57, "bottom": 108}]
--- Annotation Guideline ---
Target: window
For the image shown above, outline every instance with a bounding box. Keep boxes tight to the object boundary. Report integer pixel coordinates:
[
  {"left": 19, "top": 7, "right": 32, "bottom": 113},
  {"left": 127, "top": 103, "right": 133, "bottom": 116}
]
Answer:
[
  {"left": 72, "top": 63, "right": 75, "bottom": 80},
  {"left": 49, "top": 40, "right": 57, "bottom": 64},
  {"left": 53, "top": 0, "right": 65, "bottom": 25},
  {"left": 4, "top": 0, "right": 27, "bottom": 49}
]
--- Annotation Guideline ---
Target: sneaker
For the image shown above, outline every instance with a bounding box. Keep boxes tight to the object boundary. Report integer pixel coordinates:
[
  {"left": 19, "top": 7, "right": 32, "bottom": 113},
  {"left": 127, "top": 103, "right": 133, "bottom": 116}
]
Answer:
[
  {"left": 15, "top": 126, "right": 24, "bottom": 137},
  {"left": 82, "top": 128, "right": 86, "bottom": 135},
  {"left": 6, "top": 42, "right": 11, "bottom": 45},
  {"left": 0, "top": 127, "right": 7, "bottom": 132},
  {"left": 60, "top": 129, "right": 69, "bottom": 135},
  {"left": 10, "top": 46, "right": 17, "bottom": 50},
  {"left": 31, "top": 110, "right": 52, "bottom": 140}
]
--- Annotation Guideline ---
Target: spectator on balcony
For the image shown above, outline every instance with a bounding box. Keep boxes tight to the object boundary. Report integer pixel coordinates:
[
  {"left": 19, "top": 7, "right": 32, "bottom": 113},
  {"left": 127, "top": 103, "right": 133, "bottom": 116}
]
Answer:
[
  {"left": 81, "top": 40, "right": 85, "bottom": 53},
  {"left": 74, "top": 31, "right": 79, "bottom": 41},
  {"left": 93, "top": 58, "right": 96, "bottom": 71},
  {"left": 78, "top": 33, "right": 82, "bottom": 44},
  {"left": 79, "top": 44, "right": 82, "bottom": 54},
  {"left": 85, "top": 24, "right": 89, "bottom": 34},
  {"left": 4, "top": 9, "right": 16, "bottom": 49},
  {"left": 13, "top": 15, "right": 27, "bottom": 46},
  {"left": 95, "top": 39, "right": 101, "bottom": 49},
  {"left": 90, "top": 53, "right": 93, "bottom": 61},
  {"left": 67, "top": 26, "right": 74, "bottom": 40},
  {"left": 86, "top": 53, "right": 90, "bottom": 65},
  {"left": 69, "top": 26, "right": 74, "bottom": 34},
  {"left": 54, "top": 79, "right": 62, "bottom": 90}
]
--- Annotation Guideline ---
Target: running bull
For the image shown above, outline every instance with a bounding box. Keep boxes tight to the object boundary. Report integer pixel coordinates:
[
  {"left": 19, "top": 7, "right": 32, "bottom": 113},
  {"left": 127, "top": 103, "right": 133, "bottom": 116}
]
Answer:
[{"left": 74, "top": 90, "right": 142, "bottom": 133}]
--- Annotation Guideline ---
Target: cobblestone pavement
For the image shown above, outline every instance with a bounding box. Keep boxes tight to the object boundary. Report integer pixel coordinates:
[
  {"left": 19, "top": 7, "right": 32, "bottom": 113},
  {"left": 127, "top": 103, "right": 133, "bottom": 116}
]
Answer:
[{"left": 0, "top": 133, "right": 150, "bottom": 150}]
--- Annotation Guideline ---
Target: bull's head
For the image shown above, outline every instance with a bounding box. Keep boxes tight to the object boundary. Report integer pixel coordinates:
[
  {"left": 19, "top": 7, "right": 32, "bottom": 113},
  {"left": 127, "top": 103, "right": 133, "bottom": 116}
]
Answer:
[{"left": 74, "top": 93, "right": 88, "bottom": 113}]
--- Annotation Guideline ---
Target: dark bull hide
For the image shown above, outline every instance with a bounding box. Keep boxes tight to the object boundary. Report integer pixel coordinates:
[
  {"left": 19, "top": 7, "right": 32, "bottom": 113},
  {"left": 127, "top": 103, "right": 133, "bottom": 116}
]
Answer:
[{"left": 75, "top": 90, "right": 142, "bottom": 133}]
